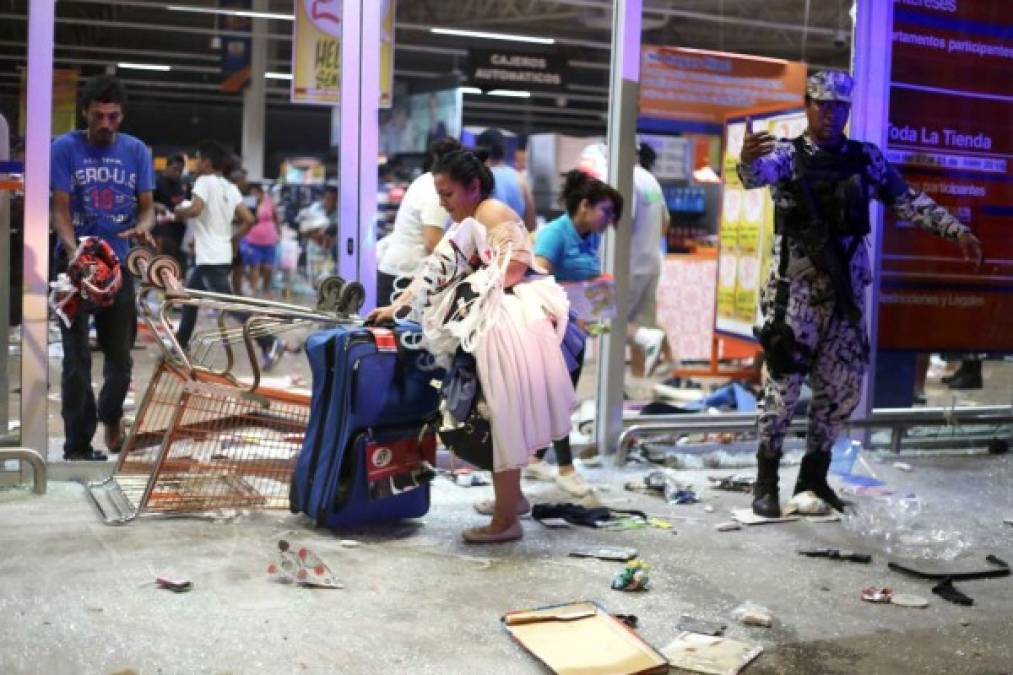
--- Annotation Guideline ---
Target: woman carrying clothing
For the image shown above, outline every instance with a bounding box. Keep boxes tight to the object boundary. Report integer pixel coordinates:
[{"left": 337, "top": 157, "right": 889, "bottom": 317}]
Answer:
[
  {"left": 525, "top": 169, "right": 623, "bottom": 497},
  {"left": 368, "top": 150, "right": 574, "bottom": 543},
  {"left": 240, "top": 183, "right": 280, "bottom": 295}
]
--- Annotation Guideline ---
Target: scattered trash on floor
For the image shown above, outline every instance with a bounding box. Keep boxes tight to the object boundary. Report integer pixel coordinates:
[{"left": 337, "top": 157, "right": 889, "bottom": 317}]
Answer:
[
  {"left": 843, "top": 495, "right": 971, "bottom": 561},
  {"left": 703, "top": 505, "right": 715, "bottom": 513},
  {"left": 888, "top": 554, "right": 1009, "bottom": 581},
  {"left": 569, "top": 546, "right": 638, "bottom": 562},
  {"left": 797, "top": 548, "right": 872, "bottom": 564},
  {"left": 646, "top": 516, "right": 674, "bottom": 530},
  {"left": 731, "top": 602, "right": 772, "bottom": 627},
  {"left": 730, "top": 508, "right": 800, "bottom": 526},
  {"left": 338, "top": 539, "right": 361, "bottom": 548},
  {"left": 861, "top": 587, "right": 893, "bottom": 603},
  {"left": 661, "top": 631, "right": 763, "bottom": 675},
  {"left": 708, "top": 474, "right": 755, "bottom": 493},
  {"left": 806, "top": 513, "right": 842, "bottom": 523},
  {"left": 532, "top": 502, "right": 648, "bottom": 529},
  {"left": 155, "top": 576, "right": 193, "bottom": 593},
  {"left": 783, "top": 491, "right": 830, "bottom": 516},
  {"left": 502, "top": 601, "right": 668, "bottom": 675},
  {"left": 676, "top": 615, "right": 727, "bottom": 636},
  {"left": 932, "top": 578, "right": 974, "bottom": 606},
  {"left": 1003, "top": 518, "right": 1013, "bottom": 527},
  {"left": 612, "top": 613, "right": 639, "bottom": 628},
  {"left": 716, "top": 521, "right": 741, "bottom": 532},
  {"left": 267, "top": 540, "right": 342, "bottom": 589},
  {"left": 667, "top": 488, "right": 700, "bottom": 505},
  {"left": 611, "top": 559, "right": 651, "bottom": 592},
  {"left": 889, "top": 593, "right": 929, "bottom": 608},
  {"left": 893, "top": 462, "right": 913, "bottom": 472}
]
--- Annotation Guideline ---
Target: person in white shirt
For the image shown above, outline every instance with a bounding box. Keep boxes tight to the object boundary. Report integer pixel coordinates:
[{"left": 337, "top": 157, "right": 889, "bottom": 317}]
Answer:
[
  {"left": 627, "top": 144, "right": 671, "bottom": 376},
  {"left": 375, "top": 137, "right": 461, "bottom": 305},
  {"left": 173, "top": 141, "right": 284, "bottom": 369}
]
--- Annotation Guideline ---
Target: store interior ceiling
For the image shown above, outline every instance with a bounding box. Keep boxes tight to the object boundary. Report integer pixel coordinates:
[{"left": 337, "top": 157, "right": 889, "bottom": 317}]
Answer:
[{"left": 1, "top": 0, "right": 853, "bottom": 142}]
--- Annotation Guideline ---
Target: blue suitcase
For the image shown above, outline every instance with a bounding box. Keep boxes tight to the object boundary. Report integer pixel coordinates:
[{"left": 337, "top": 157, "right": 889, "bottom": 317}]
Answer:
[{"left": 290, "top": 324, "right": 442, "bottom": 527}]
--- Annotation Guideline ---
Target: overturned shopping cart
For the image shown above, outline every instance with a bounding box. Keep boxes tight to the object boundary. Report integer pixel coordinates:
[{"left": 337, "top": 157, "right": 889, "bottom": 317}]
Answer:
[{"left": 87, "top": 249, "right": 363, "bottom": 524}]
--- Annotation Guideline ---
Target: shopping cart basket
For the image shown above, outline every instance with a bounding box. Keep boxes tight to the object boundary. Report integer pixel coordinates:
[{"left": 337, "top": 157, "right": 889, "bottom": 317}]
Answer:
[{"left": 87, "top": 249, "right": 362, "bottom": 524}]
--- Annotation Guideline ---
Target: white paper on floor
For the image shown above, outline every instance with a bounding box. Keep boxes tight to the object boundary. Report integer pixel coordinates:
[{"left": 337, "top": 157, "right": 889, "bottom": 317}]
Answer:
[{"left": 660, "top": 631, "right": 763, "bottom": 675}]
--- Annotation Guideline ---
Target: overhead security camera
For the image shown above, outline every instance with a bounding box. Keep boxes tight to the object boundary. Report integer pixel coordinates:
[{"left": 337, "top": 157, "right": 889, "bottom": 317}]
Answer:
[{"left": 833, "top": 29, "right": 849, "bottom": 48}]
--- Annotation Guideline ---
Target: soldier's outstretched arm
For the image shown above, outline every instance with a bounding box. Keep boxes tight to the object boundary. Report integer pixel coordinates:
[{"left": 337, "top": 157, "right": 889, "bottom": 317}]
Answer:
[{"left": 864, "top": 142, "right": 984, "bottom": 267}]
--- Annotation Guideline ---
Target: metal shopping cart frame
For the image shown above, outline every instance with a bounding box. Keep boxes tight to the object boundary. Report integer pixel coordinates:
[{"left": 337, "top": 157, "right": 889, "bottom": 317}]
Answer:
[{"left": 87, "top": 249, "right": 363, "bottom": 524}]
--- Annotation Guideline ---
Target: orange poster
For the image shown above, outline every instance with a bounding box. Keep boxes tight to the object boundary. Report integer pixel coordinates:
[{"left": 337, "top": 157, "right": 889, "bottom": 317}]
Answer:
[{"left": 639, "top": 46, "right": 806, "bottom": 130}]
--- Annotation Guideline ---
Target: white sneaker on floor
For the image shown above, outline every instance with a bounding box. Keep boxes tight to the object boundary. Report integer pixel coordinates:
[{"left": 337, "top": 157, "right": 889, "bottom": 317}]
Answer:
[
  {"left": 640, "top": 329, "right": 666, "bottom": 376},
  {"left": 523, "top": 459, "right": 557, "bottom": 482},
  {"left": 555, "top": 471, "right": 593, "bottom": 497}
]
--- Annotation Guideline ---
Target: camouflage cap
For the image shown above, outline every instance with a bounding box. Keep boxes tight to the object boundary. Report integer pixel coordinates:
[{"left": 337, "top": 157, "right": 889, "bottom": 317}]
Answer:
[{"left": 806, "top": 70, "right": 854, "bottom": 103}]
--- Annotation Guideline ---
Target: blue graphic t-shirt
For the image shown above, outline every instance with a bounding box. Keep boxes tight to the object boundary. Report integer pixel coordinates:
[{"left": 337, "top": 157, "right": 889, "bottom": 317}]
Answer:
[
  {"left": 533, "top": 213, "right": 602, "bottom": 282},
  {"left": 50, "top": 130, "right": 155, "bottom": 261}
]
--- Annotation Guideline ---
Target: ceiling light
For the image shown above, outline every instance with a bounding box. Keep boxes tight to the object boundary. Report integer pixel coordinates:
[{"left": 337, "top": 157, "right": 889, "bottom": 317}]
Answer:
[
  {"left": 117, "top": 62, "right": 171, "bottom": 71},
  {"left": 486, "top": 89, "right": 531, "bottom": 98},
  {"left": 459, "top": 86, "right": 483, "bottom": 95},
  {"left": 166, "top": 4, "right": 294, "bottom": 21},
  {"left": 265, "top": 72, "right": 293, "bottom": 80},
  {"left": 430, "top": 27, "right": 554, "bottom": 45}
]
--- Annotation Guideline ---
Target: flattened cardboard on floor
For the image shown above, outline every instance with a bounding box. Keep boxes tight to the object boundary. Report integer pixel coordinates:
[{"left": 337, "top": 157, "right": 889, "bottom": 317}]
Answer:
[{"left": 502, "top": 601, "right": 669, "bottom": 674}]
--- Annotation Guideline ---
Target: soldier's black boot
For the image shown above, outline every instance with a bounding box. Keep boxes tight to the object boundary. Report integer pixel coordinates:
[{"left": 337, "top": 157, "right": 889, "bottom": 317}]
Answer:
[
  {"left": 946, "top": 358, "right": 982, "bottom": 389},
  {"left": 752, "top": 443, "right": 782, "bottom": 517},
  {"left": 795, "top": 450, "right": 847, "bottom": 512}
]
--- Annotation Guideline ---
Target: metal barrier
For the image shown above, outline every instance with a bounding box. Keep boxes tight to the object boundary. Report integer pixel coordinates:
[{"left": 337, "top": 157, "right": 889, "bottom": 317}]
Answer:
[
  {"left": 0, "top": 448, "right": 46, "bottom": 495},
  {"left": 615, "top": 405, "right": 1013, "bottom": 465}
]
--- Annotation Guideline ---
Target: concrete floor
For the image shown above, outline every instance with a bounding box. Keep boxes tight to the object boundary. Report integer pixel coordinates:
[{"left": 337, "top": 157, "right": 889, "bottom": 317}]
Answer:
[
  {"left": 2, "top": 307, "right": 1011, "bottom": 674},
  {"left": 1, "top": 452, "right": 1012, "bottom": 674}
]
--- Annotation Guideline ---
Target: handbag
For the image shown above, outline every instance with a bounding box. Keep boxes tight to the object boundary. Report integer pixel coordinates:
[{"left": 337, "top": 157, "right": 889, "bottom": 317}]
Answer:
[{"left": 438, "top": 408, "right": 494, "bottom": 471}]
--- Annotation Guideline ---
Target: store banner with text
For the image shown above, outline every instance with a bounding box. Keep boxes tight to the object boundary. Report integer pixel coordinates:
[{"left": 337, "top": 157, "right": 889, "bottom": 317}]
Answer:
[
  {"left": 19, "top": 68, "right": 77, "bottom": 137},
  {"left": 291, "top": 0, "right": 395, "bottom": 107},
  {"left": 220, "top": 0, "right": 252, "bottom": 93},
  {"left": 716, "top": 110, "right": 806, "bottom": 340},
  {"left": 467, "top": 49, "right": 567, "bottom": 94},
  {"left": 879, "top": 0, "right": 1012, "bottom": 351},
  {"left": 639, "top": 46, "right": 805, "bottom": 134}
]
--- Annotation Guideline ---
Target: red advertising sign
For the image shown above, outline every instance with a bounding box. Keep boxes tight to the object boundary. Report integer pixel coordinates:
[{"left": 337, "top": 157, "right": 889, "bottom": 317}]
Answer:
[{"left": 879, "top": 0, "right": 1013, "bottom": 351}]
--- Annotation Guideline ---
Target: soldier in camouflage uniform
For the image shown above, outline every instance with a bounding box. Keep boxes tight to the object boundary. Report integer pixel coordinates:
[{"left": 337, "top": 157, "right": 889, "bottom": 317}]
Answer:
[{"left": 737, "top": 70, "right": 983, "bottom": 517}]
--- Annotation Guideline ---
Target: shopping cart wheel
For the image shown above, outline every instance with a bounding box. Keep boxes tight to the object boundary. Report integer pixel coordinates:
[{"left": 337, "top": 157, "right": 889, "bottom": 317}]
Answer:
[
  {"left": 337, "top": 281, "right": 366, "bottom": 314},
  {"left": 147, "top": 255, "right": 182, "bottom": 290},
  {"left": 317, "top": 275, "right": 346, "bottom": 312},
  {"left": 125, "top": 247, "right": 154, "bottom": 279}
]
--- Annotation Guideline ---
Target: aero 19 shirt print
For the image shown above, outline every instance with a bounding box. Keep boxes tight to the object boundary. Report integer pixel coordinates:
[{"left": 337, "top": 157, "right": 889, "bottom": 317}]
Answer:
[{"left": 50, "top": 130, "right": 155, "bottom": 261}]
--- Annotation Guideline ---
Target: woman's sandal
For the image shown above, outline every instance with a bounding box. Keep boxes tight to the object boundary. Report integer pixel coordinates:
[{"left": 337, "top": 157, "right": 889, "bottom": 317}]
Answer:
[{"left": 462, "top": 520, "right": 523, "bottom": 543}]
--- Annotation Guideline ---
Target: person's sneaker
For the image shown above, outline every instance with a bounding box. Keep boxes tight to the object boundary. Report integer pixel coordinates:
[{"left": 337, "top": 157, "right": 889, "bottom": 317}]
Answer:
[
  {"left": 63, "top": 450, "right": 108, "bottom": 462},
  {"left": 523, "top": 459, "right": 557, "bottom": 482},
  {"left": 641, "top": 329, "right": 666, "bottom": 376},
  {"left": 555, "top": 470, "right": 593, "bottom": 497},
  {"left": 261, "top": 339, "right": 285, "bottom": 372}
]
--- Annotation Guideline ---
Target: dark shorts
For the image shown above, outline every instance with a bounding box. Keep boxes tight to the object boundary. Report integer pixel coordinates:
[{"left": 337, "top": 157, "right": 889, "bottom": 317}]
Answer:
[{"left": 240, "top": 241, "right": 277, "bottom": 266}]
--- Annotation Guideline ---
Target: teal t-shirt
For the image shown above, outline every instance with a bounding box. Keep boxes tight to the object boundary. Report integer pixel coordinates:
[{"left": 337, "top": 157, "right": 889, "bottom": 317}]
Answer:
[{"left": 534, "top": 213, "right": 601, "bottom": 282}]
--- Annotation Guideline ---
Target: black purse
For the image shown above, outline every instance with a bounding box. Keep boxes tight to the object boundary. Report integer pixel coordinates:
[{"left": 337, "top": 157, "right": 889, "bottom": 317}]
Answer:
[{"left": 438, "top": 408, "right": 494, "bottom": 471}]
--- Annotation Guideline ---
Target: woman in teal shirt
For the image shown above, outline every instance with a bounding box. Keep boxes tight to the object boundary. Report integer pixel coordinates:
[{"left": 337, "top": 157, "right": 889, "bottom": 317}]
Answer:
[{"left": 529, "top": 170, "right": 622, "bottom": 496}]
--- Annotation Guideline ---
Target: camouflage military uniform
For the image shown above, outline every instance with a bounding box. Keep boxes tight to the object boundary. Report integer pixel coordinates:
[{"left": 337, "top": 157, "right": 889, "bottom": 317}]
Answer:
[{"left": 736, "top": 71, "right": 971, "bottom": 514}]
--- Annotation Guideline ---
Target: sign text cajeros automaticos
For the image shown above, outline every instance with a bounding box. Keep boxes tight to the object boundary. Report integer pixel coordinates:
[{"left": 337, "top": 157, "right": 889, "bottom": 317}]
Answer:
[{"left": 468, "top": 49, "right": 568, "bottom": 94}]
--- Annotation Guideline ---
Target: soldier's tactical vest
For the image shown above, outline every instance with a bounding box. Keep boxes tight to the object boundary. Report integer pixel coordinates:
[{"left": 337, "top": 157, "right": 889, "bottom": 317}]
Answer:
[{"left": 775, "top": 136, "right": 871, "bottom": 241}]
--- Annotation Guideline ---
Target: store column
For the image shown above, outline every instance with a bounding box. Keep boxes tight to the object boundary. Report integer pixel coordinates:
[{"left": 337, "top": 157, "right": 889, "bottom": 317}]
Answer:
[
  {"left": 849, "top": 0, "right": 893, "bottom": 419},
  {"left": 241, "top": 0, "right": 268, "bottom": 180},
  {"left": 337, "top": 0, "right": 379, "bottom": 309},
  {"left": 21, "top": 0, "right": 55, "bottom": 455},
  {"left": 597, "top": 0, "right": 641, "bottom": 459}
]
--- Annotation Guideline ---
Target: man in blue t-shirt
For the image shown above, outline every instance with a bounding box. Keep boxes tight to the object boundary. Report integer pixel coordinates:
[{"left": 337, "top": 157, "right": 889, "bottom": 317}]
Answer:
[
  {"left": 50, "top": 75, "right": 155, "bottom": 461},
  {"left": 475, "top": 128, "right": 537, "bottom": 232}
]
